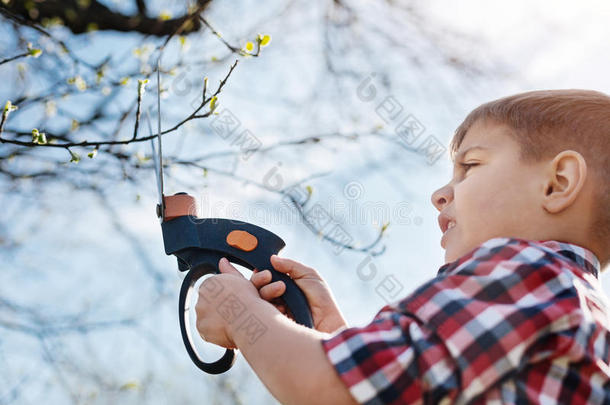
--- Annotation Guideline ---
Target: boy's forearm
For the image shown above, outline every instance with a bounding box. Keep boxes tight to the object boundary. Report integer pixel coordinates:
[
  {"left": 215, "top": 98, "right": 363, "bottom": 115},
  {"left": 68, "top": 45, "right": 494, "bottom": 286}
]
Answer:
[{"left": 229, "top": 297, "right": 357, "bottom": 405}]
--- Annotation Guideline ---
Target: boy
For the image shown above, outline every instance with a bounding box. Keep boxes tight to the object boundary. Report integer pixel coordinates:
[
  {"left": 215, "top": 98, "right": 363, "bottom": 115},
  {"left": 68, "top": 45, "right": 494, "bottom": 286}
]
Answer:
[{"left": 195, "top": 89, "right": 610, "bottom": 404}]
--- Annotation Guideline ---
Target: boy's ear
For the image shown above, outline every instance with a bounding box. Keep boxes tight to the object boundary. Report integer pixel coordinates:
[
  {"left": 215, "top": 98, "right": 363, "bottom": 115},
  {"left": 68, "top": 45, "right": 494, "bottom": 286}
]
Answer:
[{"left": 542, "top": 150, "right": 588, "bottom": 214}]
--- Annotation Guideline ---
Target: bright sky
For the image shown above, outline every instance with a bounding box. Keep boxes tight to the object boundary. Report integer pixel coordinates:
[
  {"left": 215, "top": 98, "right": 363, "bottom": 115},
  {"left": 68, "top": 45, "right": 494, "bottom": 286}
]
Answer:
[
  {"left": 423, "top": 0, "right": 610, "bottom": 93},
  {"left": 2, "top": 1, "right": 609, "bottom": 403}
]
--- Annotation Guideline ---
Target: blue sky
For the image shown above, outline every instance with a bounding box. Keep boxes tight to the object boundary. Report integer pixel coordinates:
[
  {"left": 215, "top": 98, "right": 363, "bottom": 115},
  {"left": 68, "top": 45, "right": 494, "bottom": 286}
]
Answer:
[{"left": 1, "top": 1, "right": 609, "bottom": 403}]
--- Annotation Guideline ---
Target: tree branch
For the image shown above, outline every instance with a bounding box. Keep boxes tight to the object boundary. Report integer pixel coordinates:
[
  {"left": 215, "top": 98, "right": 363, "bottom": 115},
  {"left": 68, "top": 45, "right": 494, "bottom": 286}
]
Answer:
[
  {"left": 0, "top": 51, "right": 29, "bottom": 66},
  {"left": 0, "top": 60, "right": 239, "bottom": 149},
  {"left": 1, "top": 0, "right": 212, "bottom": 36},
  {"left": 135, "top": 0, "right": 147, "bottom": 16}
]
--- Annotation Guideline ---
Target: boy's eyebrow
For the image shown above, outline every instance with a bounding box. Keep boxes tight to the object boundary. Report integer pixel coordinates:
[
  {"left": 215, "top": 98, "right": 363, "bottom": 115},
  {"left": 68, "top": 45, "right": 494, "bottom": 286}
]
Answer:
[{"left": 452, "top": 145, "right": 490, "bottom": 163}]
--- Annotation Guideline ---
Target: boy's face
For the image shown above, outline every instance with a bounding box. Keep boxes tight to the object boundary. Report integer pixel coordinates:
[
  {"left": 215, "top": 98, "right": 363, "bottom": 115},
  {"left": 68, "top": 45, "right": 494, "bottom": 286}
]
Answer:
[{"left": 432, "top": 119, "right": 547, "bottom": 263}]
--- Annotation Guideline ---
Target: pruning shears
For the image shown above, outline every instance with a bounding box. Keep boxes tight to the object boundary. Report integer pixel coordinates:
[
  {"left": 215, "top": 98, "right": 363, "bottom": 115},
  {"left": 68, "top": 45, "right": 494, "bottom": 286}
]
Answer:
[{"left": 148, "top": 60, "right": 313, "bottom": 374}]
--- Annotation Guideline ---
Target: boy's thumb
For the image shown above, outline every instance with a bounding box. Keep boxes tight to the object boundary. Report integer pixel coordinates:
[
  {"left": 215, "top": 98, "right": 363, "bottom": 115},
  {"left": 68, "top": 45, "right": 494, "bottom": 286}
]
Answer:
[{"left": 218, "top": 257, "right": 245, "bottom": 278}]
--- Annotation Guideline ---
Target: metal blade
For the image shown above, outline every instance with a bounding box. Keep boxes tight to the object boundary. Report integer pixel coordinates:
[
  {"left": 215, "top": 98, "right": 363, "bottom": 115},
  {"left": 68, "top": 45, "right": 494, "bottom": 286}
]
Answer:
[
  {"left": 147, "top": 56, "right": 165, "bottom": 221},
  {"left": 146, "top": 108, "right": 163, "bottom": 219},
  {"left": 156, "top": 57, "right": 163, "bottom": 200}
]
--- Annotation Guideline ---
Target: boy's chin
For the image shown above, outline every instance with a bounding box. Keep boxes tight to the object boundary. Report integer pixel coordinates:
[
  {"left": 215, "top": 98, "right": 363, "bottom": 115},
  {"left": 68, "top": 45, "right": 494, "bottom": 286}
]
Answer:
[
  {"left": 443, "top": 247, "right": 457, "bottom": 264},
  {"left": 443, "top": 241, "right": 471, "bottom": 264},
  {"left": 444, "top": 251, "right": 456, "bottom": 264},
  {"left": 444, "top": 236, "right": 498, "bottom": 263}
]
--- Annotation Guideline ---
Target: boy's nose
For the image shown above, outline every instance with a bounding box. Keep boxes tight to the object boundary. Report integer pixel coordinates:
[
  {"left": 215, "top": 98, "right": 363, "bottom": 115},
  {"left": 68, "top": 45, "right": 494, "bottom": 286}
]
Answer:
[{"left": 431, "top": 184, "right": 453, "bottom": 211}]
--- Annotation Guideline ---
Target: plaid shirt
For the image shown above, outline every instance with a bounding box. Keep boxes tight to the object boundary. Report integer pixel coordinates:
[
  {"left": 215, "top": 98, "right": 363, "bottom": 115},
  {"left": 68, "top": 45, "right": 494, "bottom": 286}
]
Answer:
[{"left": 321, "top": 237, "right": 609, "bottom": 404}]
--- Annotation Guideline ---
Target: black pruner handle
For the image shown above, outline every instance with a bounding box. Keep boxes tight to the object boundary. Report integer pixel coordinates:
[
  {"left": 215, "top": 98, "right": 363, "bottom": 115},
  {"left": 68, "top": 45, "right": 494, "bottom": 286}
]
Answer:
[{"left": 166, "top": 216, "right": 314, "bottom": 374}]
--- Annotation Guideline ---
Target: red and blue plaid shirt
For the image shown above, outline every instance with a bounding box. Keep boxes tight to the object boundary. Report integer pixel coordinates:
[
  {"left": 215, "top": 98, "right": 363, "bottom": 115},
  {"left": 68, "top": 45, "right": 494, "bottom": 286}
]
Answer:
[{"left": 322, "top": 237, "right": 609, "bottom": 404}]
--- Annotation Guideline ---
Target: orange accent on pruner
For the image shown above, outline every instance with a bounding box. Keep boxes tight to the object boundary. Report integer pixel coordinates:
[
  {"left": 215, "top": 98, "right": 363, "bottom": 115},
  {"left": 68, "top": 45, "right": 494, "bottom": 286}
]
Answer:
[
  {"left": 163, "top": 194, "right": 199, "bottom": 221},
  {"left": 226, "top": 230, "right": 258, "bottom": 252}
]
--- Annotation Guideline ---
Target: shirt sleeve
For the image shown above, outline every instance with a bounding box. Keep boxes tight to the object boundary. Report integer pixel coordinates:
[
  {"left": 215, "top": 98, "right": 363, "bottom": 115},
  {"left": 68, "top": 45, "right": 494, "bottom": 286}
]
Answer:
[{"left": 321, "top": 306, "right": 460, "bottom": 404}]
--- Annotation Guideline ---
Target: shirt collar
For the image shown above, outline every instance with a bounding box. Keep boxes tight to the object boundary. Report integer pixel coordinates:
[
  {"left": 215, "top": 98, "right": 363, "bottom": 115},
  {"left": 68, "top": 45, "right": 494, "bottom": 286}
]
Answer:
[
  {"left": 437, "top": 238, "right": 602, "bottom": 279},
  {"left": 536, "top": 239, "right": 601, "bottom": 279}
]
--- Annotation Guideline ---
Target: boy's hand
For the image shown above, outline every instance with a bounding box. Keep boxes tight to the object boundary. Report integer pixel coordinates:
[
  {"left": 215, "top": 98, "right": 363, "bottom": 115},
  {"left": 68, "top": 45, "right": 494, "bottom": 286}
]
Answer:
[
  {"left": 250, "top": 255, "right": 348, "bottom": 334},
  {"left": 195, "top": 257, "right": 261, "bottom": 349}
]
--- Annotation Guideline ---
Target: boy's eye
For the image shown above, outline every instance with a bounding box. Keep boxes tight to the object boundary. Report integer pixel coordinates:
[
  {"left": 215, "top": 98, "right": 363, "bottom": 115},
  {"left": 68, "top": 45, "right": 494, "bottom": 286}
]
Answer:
[{"left": 459, "top": 162, "right": 479, "bottom": 172}]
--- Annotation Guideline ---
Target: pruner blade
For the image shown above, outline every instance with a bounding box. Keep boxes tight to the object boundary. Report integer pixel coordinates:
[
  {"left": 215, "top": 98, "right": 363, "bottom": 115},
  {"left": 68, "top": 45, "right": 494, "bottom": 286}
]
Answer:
[
  {"left": 146, "top": 57, "right": 164, "bottom": 221},
  {"left": 147, "top": 108, "right": 164, "bottom": 221}
]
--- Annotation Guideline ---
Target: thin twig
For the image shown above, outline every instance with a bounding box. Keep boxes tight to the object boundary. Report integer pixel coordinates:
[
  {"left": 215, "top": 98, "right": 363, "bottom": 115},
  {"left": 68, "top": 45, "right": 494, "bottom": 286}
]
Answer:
[
  {"left": 0, "top": 52, "right": 29, "bottom": 66},
  {"left": 158, "top": 59, "right": 239, "bottom": 135},
  {"left": 132, "top": 85, "right": 143, "bottom": 140},
  {"left": 0, "top": 113, "right": 7, "bottom": 137},
  {"left": 200, "top": 17, "right": 261, "bottom": 57}
]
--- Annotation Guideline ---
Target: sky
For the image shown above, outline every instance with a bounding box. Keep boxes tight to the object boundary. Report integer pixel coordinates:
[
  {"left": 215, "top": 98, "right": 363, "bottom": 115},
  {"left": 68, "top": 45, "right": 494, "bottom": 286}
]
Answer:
[
  {"left": 424, "top": 0, "right": 610, "bottom": 92},
  {"left": 1, "top": 1, "right": 609, "bottom": 404}
]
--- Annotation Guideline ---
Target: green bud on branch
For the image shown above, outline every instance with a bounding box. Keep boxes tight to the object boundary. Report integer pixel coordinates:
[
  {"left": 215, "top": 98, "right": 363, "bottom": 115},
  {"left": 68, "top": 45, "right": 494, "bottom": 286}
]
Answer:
[
  {"left": 209, "top": 96, "right": 218, "bottom": 112},
  {"left": 26, "top": 42, "right": 43, "bottom": 58},
  {"left": 31, "top": 128, "right": 47, "bottom": 144},
  {"left": 3, "top": 100, "right": 18, "bottom": 116},
  {"left": 138, "top": 79, "right": 149, "bottom": 97},
  {"left": 257, "top": 34, "right": 271, "bottom": 47},
  {"left": 68, "top": 148, "right": 80, "bottom": 163}
]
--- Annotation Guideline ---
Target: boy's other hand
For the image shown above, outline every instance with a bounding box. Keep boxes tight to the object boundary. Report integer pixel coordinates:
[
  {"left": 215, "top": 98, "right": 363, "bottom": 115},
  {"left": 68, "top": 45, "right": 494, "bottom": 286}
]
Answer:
[{"left": 250, "top": 255, "right": 348, "bottom": 334}]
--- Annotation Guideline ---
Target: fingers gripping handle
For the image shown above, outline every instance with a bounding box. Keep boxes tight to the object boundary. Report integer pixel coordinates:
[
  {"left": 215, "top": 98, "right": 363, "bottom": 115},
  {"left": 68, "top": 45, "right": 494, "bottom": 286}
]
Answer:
[
  {"left": 179, "top": 264, "right": 235, "bottom": 374},
  {"left": 266, "top": 263, "right": 314, "bottom": 327},
  {"left": 178, "top": 256, "right": 314, "bottom": 374}
]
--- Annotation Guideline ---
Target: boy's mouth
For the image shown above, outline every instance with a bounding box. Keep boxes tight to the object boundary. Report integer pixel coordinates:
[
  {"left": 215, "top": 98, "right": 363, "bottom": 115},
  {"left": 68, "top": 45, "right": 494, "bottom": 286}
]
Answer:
[
  {"left": 438, "top": 213, "right": 456, "bottom": 249},
  {"left": 441, "top": 222, "right": 456, "bottom": 248},
  {"left": 438, "top": 213, "right": 456, "bottom": 234}
]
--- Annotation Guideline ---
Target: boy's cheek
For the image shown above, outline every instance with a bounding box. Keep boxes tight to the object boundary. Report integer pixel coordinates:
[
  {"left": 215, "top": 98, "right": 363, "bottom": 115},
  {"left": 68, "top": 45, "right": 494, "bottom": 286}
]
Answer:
[
  {"left": 452, "top": 193, "right": 499, "bottom": 254},
  {"left": 460, "top": 179, "right": 509, "bottom": 224}
]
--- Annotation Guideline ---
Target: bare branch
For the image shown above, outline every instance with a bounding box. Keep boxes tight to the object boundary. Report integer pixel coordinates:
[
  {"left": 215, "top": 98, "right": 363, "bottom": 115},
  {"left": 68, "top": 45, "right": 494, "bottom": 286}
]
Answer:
[
  {"left": 159, "top": 59, "right": 239, "bottom": 135},
  {"left": 0, "top": 51, "right": 29, "bottom": 66},
  {"left": 1, "top": 0, "right": 213, "bottom": 36},
  {"left": 200, "top": 16, "right": 264, "bottom": 57},
  {"left": 0, "top": 60, "right": 240, "bottom": 149},
  {"left": 135, "top": 0, "right": 147, "bottom": 16}
]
